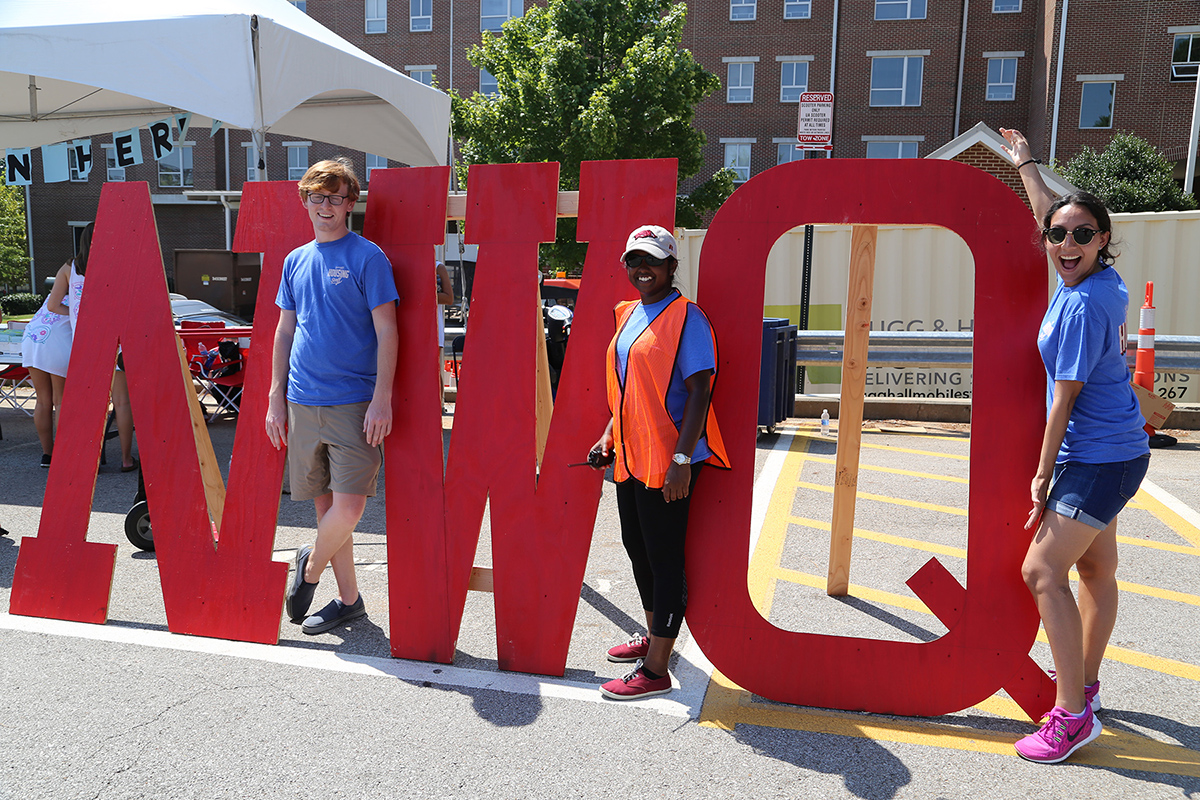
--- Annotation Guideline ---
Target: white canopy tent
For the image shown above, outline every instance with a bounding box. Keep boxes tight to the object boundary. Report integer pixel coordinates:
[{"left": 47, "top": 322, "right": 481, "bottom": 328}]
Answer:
[{"left": 0, "top": 0, "right": 450, "bottom": 170}]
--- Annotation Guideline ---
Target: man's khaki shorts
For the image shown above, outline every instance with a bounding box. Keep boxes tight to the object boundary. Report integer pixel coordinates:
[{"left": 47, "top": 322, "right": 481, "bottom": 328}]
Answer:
[{"left": 287, "top": 401, "right": 381, "bottom": 501}]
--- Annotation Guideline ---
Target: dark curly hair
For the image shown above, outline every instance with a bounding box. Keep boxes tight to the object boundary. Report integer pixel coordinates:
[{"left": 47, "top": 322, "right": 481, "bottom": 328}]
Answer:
[{"left": 1041, "top": 191, "right": 1118, "bottom": 264}]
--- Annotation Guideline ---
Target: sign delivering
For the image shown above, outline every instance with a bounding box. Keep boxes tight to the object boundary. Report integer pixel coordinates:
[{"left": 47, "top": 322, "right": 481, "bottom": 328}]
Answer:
[{"left": 797, "top": 91, "right": 834, "bottom": 150}]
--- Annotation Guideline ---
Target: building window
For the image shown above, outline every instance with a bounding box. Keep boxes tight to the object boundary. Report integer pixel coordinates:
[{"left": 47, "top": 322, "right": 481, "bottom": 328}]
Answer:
[
  {"left": 245, "top": 143, "right": 268, "bottom": 182},
  {"left": 865, "top": 140, "right": 919, "bottom": 158},
  {"left": 103, "top": 146, "right": 125, "bottom": 182},
  {"left": 986, "top": 57, "right": 1017, "bottom": 101},
  {"left": 409, "top": 68, "right": 434, "bottom": 86},
  {"left": 286, "top": 144, "right": 310, "bottom": 180},
  {"left": 411, "top": 0, "right": 432, "bottom": 31},
  {"left": 481, "top": 0, "right": 522, "bottom": 32},
  {"left": 158, "top": 145, "right": 193, "bottom": 188},
  {"left": 875, "top": 0, "right": 925, "bottom": 20},
  {"left": 730, "top": 0, "right": 756, "bottom": 21},
  {"left": 366, "top": 0, "right": 387, "bottom": 33},
  {"left": 287, "top": 1, "right": 306, "bottom": 11},
  {"left": 1173, "top": 33, "right": 1199, "bottom": 81},
  {"left": 480, "top": 68, "right": 499, "bottom": 97},
  {"left": 366, "top": 154, "right": 387, "bottom": 182},
  {"left": 784, "top": 0, "right": 811, "bottom": 19},
  {"left": 779, "top": 60, "right": 809, "bottom": 102},
  {"left": 724, "top": 142, "right": 752, "bottom": 182},
  {"left": 776, "top": 143, "right": 806, "bottom": 164},
  {"left": 68, "top": 147, "right": 87, "bottom": 182},
  {"left": 870, "top": 56, "right": 923, "bottom": 106},
  {"left": 727, "top": 62, "right": 755, "bottom": 103},
  {"left": 1079, "top": 82, "right": 1114, "bottom": 129},
  {"left": 992, "top": 0, "right": 1020, "bottom": 10}
]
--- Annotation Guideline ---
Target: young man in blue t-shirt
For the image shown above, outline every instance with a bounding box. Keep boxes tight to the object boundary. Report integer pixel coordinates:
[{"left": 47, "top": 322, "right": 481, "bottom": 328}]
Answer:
[{"left": 265, "top": 157, "right": 400, "bottom": 635}]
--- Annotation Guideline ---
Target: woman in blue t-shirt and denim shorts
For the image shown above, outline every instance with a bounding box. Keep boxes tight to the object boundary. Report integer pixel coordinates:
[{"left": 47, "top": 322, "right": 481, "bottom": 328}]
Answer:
[{"left": 1001, "top": 129, "right": 1150, "bottom": 764}]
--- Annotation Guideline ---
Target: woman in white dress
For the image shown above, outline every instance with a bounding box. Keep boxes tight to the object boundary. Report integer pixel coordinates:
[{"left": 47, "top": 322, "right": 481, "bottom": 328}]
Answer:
[{"left": 21, "top": 260, "right": 73, "bottom": 466}]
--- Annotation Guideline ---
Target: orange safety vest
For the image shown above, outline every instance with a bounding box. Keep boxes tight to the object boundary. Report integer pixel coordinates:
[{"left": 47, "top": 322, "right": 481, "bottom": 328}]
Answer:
[{"left": 605, "top": 295, "right": 730, "bottom": 488}]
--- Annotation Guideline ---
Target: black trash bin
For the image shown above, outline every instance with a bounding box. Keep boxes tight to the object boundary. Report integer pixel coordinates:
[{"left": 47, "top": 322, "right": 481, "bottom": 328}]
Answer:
[{"left": 759, "top": 318, "right": 798, "bottom": 432}]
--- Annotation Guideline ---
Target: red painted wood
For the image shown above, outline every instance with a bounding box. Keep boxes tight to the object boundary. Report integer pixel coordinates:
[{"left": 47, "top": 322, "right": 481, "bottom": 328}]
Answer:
[
  {"left": 687, "top": 158, "right": 1047, "bottom": 717},
  {"left": 906, "top": 557, "right": 1054, "bottom": 719},
  {"left": 11, "top": 182, "right": 289, "bottom": 642},
  {"left": 357, "top": 166, "right": 456, "bottom": 662}
]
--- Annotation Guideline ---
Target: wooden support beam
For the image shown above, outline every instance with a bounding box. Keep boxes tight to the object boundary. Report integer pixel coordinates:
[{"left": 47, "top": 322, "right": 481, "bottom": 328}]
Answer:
[
  {"left": 446, "top": 190, "right": 580, "bottom": 221},
  {"left": 827, "top": 224, "right": 877, "bottom": 596},
  {"left": 175, "top": 335, "right": 226, "bottom": 533}
]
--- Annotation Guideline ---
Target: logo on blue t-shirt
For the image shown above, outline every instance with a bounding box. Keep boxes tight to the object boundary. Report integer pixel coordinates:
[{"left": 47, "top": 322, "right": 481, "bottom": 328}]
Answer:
[{"left": 327, "top": 267, "right": 350, "bottom": 285}]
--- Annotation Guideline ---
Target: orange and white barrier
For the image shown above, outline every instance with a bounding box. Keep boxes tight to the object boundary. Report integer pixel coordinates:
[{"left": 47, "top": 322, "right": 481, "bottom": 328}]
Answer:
[{"left": 1133, "top": 282, "right": 1156, "bottom": 434}]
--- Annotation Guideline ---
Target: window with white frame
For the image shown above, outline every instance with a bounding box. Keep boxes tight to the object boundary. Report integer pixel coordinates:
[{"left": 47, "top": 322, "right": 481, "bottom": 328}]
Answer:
[
  {"left": 1172, "top": 32, "right": 1200, "bottom": 81},
  {"left": 869, "top": 54, "right": 924, "bottom": 106},
  {"left": 986, "top": 57, "right": 1017, "bottom": 100},
  {"left": 366, "top": 0, "right": 387, "bottom": 33},
  {"left": 776, "top": 141, "right": 806, "bottom": 164},
  {"left": 1078, "top": 81, "right": 1115, "bottom": 129},
  {"left": 158, "top": 144, "right": 193, "bottom": 187},
  {"left": 993, "top": 0, "right": 1020, "bottom": 11},
  {"left": 726, "top": 61, "right": 756, "bottom": 103},
  {"left": 481, "top": 0, "right": 522, "bottom": 32},
  {"left": 366, "top": 154, "right": 387, "bottom": 182},
  {"left": 480, "top": 68, "right": 499, "bottom": 97},
  {"left": 286, "top": 144, "right": 310, "bottom": 180},
  {"left": 875, "top": 0, "right": 925, "bottom": 20},
  {"left": 102, "top": 145, "right": 125, "bottom": 182},
  {"left": 408, "top": 67, "right": 434, "bottom": 86},
  {"left": 865, "top": 140, "right": 919, "bottom": 158},
  {"left": 411, "top": 0, "right": 432, "bottom": 31},
  {"left": 68, "top": 147, "right": 86, "bottom": 182},
  {"left": 723, "top": 141, "right": 752, "bottom": 182},
  {"left": 730, "top": 0, "right": 756, "bottom": 21},
  {"left": 784, "top": 0, "right": 811, "bottom": 19},
  {"left": 779, "top": 59, "right": 809, "bottom": 102}
]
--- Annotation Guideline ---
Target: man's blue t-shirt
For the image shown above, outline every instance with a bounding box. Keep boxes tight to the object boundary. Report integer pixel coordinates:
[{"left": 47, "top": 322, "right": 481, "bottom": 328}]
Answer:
[
  {"left": 1036, "top": 267, "right": 1148, "bottom": 463},
  {"left": 615, "top": 290, "right": 717, "bottom": 462},
  {"left": 276, "top": 231, "right": 399, "bottom": 406}
]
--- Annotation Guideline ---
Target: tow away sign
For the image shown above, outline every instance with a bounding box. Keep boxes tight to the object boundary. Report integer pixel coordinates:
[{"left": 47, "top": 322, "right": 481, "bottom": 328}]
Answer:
[{"left": 797, "top": 92, "right": 834, "bottom": 149}]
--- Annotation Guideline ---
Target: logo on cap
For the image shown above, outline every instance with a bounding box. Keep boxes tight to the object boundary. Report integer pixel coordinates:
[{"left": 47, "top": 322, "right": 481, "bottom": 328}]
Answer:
[{"left": 633, "top": 229, "right": 657, "bottom": 240}]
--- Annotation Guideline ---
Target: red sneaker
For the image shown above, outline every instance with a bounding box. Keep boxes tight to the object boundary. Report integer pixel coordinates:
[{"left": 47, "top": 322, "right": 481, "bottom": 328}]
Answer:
[
  {"left": 606, "top": 633, "right": 650, "bottom": 663},
  {"left": 600, "top": 660, "right": 672, "bottom": 700}
]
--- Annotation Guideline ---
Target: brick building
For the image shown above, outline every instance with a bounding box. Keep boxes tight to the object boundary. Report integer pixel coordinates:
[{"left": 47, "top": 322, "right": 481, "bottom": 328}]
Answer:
[{"left": 18, "top": 0, "right": 1200, "bottom": 290}]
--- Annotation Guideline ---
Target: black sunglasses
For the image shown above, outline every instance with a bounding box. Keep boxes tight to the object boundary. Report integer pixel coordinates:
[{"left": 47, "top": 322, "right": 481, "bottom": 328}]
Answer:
[
  {"left": 624, "top": 253, "right": 668, "bottom": 269},
  {"left": 1042, "top": 226, "right": 1101, "bottom": 246}
]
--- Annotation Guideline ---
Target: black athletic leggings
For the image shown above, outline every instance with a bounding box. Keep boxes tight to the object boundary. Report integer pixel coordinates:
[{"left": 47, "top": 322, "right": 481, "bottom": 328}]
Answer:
[{"left": 614, "top": 465, "right": 702, "bottom": 639}]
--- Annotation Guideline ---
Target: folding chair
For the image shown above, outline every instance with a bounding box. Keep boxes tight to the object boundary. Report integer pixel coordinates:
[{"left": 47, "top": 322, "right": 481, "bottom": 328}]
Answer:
[
  {"left": 190, "top": 341, "right": 246, "bottom": 421},
  {"left": 0, "top": 365, "right": 34, "bottom": 440}
]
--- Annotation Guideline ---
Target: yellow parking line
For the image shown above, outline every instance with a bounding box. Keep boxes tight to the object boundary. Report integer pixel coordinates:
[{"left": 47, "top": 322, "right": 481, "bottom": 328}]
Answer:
[
  {"left": 1134, "top": 488, "right": 1200, "bottom": 550},
  {"left": 774, "top": 566, "right": 932, "bottom": 615},
  {"left": 789, "top": 515, "right": 968, "bottom": 559},
  {"left": 749, "top": 434, "right": 812, "bottom": 617},
  {"left": 796, "top": 481, "right": 968, "bottom": 516},
  {"left": 801, "top": 455, "right": 969, "bottom": 484},
  {"left": 1114, "top": 534, "right": 1200, "bottom": 556},
  {"left": 700, "top": 665, "right": 1200, "bottom": 776}
]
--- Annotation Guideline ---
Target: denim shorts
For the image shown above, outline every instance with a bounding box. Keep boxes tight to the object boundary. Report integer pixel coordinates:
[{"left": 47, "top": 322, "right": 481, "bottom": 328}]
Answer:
[{"left": 1046, "top": 454, "right": 1149, "bottom": 530}]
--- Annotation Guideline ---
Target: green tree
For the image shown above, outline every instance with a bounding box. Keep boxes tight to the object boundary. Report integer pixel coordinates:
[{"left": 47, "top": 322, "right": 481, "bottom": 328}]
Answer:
[
  {"left": 0, "top": 176, "right": 31, "bottom": 293},
  {"left": 1060, "top": 132, "right": 1198, "bottom": 213},
  {"left": 450, "top": 0, "right": 733, "bottom": 270}
]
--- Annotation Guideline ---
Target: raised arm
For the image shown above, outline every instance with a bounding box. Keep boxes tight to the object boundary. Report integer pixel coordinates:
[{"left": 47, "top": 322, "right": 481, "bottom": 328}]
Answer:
[{"left": 1000, "top": 128, "right": 1058, "bottom": 225}]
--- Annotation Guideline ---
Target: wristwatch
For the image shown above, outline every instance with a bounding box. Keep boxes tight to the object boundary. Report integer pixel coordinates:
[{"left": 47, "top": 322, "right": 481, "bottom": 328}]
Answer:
[{"left": 672, "top": 453, "right": 691, "bottom": 465}]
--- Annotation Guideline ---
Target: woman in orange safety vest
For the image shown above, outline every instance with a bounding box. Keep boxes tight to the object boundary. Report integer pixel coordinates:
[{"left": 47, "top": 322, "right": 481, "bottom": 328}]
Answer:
[{"left": 589, "top": 224, "right": 729, "bottom": 701}]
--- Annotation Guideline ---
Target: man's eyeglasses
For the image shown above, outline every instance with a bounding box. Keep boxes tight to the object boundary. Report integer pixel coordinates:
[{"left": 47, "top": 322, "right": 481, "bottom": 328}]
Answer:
[
  {"left": 307, "top": 191, "right": 350, "bottom": 206},
  {"left": 1043, "top": 226, "right": 1101, "bottom": 246},
  {"left": 624, "top": 253, "right": 668, "bottom": 269}
]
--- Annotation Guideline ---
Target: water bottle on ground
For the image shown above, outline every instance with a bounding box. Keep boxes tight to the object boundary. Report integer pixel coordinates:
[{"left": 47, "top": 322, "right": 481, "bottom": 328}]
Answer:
[{"left": 820, "top": 409, "right": 830, "bottom": 436}]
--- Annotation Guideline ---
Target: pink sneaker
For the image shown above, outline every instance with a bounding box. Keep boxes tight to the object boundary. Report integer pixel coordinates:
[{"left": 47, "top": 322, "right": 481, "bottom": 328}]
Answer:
[
  {"left": 606, "top": 633, "right": 650, "bottom": 663},
  {"left": 600, "top": 660, "right": 672, "bottom": 700},
  {"left": 1048, "top": 670, "right": 1102, "bottom": 712},
  {"left": 1015, "top": 706, "right": 1102, "bottom": 763}
]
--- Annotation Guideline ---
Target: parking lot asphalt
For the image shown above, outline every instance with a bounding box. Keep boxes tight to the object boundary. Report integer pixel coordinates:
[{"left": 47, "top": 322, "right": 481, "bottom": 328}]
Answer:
[{"left": 1, "top": 394, "right": 1197, "bottom": 799}]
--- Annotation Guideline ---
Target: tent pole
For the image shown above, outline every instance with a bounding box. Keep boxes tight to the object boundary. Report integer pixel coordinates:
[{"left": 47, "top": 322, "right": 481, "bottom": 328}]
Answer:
[{"left": 250, "top": 15, "right": 268, "bottom": 181}]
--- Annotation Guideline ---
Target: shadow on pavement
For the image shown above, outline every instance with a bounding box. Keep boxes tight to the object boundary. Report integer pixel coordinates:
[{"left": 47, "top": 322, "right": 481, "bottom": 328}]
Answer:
[{"left": 733, "top": 724, "right": 912, "bottom": 800}]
